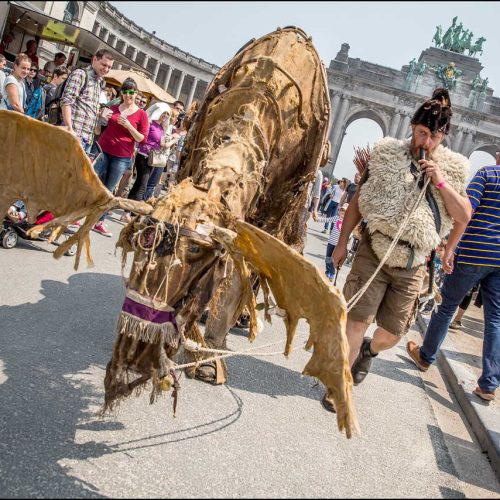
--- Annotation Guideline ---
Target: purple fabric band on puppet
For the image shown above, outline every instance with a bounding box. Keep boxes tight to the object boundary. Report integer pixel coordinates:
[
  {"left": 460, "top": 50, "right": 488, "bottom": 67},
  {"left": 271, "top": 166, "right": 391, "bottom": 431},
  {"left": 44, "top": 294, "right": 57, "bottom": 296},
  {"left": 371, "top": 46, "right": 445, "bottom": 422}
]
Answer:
[{"left": 122, "top": 297, "right": 177, "bottom": 325}]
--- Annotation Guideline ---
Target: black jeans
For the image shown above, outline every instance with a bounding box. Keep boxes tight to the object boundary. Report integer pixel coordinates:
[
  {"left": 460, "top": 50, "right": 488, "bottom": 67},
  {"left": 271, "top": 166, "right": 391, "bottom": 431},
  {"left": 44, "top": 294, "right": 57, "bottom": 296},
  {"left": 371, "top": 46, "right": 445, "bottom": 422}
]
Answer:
[
  {"left": 128, "top": 153, "right": 153, "bottom": 202},
  {"left": 325, "top": 243, "right": 336, "bottom": 275}
]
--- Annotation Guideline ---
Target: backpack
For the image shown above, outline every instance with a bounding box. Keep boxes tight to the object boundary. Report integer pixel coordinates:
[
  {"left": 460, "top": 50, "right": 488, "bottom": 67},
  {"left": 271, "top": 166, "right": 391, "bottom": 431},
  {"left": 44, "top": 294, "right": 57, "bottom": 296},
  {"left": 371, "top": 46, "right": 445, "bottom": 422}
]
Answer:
[
  {"left": 25, "top": 86, "right": 45, "bottom": 120},
  {"left": 46, "top": 68, "right": 88, "bottom": 126}
]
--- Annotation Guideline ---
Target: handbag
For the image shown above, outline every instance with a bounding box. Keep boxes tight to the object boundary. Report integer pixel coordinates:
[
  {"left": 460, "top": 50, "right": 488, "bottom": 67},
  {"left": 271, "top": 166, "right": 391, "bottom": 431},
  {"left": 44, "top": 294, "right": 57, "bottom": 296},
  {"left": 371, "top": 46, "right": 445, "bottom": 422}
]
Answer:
[{"left": 147, "top": 147, "right": 168, "bottom": 167}]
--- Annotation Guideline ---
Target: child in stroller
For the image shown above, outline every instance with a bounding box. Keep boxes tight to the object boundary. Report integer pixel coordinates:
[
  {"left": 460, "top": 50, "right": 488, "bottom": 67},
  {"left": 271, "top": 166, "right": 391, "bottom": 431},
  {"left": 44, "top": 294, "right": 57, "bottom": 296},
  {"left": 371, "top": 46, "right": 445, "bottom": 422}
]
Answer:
[{"left": 1, "top": 200, "right": 77, "bottom": 255}]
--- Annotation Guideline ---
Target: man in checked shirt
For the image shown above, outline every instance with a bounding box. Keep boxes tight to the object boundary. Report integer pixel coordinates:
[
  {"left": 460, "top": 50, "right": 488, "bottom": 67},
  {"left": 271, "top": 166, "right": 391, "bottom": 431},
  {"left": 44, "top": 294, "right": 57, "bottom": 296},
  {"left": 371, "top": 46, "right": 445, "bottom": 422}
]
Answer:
[{"left": 60, "top": 49, "right": 114, "bottom": 155}]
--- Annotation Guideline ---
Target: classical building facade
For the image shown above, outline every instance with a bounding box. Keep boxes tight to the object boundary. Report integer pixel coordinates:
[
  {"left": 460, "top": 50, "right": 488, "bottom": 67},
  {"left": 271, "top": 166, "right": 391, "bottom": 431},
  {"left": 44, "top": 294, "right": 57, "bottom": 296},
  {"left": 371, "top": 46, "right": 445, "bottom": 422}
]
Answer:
[
  {"left": 325, "top": 37, "right": 500, "bottom": 177},
  {"left": 26, "top": 0, "right": 220, "bottom": 108}
]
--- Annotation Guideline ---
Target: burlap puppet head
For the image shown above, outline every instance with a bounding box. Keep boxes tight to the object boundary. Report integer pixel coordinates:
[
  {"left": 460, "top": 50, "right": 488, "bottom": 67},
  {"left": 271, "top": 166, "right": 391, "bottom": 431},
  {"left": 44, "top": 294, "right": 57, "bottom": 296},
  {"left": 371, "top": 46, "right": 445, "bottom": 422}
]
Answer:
[{"left": 411, "top": 87, "right": 453, "bottom": 135}]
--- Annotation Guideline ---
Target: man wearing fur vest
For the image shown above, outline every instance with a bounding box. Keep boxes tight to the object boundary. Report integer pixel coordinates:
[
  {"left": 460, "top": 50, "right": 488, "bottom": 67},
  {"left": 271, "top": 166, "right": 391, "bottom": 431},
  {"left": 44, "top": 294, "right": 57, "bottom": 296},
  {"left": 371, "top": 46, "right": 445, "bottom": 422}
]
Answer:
[{"left": 322, "top": 88, "right": 472, "bottom": 413}]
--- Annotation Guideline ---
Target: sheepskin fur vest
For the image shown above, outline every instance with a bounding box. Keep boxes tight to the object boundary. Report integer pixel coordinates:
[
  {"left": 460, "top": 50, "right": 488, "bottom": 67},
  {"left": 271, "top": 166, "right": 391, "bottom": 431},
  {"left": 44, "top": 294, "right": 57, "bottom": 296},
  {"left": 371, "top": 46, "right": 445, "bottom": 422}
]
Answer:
[{"left": 358, "top": 137, "right": 469, "bottom": 269}]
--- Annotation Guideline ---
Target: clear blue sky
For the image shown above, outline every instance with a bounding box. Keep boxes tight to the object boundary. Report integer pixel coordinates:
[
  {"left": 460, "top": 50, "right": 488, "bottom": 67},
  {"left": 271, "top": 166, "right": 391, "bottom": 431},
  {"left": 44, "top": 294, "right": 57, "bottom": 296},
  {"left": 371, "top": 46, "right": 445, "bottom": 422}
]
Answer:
[{"left": 112, "top": 1, "right": 500, "bottom": 179}]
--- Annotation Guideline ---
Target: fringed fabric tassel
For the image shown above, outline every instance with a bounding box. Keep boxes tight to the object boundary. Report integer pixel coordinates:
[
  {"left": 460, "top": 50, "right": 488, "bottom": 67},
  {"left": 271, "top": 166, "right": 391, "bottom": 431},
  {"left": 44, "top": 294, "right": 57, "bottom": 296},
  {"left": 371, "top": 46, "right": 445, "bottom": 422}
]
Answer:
[{"left": 116, "top": 312, "right": 180, "bottom": 349}]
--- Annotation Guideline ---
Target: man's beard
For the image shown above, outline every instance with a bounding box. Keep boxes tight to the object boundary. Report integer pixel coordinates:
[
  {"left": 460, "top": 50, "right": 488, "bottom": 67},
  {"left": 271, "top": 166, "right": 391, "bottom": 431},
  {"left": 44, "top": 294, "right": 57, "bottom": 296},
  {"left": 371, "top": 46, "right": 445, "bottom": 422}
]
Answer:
[{"left": 410, "top": 137, "right": 436, "bottom": 161}]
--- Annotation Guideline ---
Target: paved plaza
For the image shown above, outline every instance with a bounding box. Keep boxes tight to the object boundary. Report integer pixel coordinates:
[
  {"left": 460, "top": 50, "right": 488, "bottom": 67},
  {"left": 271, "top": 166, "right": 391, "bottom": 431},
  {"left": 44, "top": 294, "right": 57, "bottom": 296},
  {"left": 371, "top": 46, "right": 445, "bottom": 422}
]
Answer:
[{"left": 0, "top": 214, "right": 499, "bottom": 498}]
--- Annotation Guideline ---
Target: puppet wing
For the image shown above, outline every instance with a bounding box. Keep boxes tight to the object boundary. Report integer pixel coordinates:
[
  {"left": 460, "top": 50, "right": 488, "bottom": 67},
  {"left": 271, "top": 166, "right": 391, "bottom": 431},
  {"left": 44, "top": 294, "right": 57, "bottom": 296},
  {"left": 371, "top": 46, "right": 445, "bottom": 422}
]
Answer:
[
  {"left": 0, "top": 111, "right": 152, "bottom": 268},
  {"left": 212, "top": 220, "right": 359, "bottom": 438}
]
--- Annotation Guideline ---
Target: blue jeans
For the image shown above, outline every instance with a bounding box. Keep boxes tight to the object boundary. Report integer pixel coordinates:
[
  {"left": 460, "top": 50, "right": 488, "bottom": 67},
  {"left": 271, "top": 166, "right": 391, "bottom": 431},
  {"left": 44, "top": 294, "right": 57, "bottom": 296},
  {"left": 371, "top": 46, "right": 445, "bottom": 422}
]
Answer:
[
  {"left": 144, "top": 166, "right": 164, "bottom": 200},
  {"left": 80, "top": 138, "right": 92, "bottom": 155},
  {"left": 324, "top": 202, "right": 339, "bottom": 231},
  {"left": 420, "top": 263, "right": 500, "bottom": 392},
  {"left": 94, "top": 152, "right": 132, "bottom": 221}
]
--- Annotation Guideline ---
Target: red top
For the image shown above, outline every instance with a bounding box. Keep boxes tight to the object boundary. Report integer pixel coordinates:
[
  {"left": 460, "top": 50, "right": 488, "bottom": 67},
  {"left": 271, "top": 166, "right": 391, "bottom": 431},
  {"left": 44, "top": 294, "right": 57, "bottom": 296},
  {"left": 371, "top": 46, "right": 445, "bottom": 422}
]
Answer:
[{"left": 98, "top": 105, "right": 149, "bottom": 158}]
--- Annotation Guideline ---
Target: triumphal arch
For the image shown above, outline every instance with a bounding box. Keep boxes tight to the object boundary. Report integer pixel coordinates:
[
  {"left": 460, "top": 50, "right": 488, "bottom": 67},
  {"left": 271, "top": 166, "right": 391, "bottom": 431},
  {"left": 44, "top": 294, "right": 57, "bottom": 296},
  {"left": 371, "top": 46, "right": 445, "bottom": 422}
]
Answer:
[{"left": 325, "top": 18, "right": 500, "bottom": 177}]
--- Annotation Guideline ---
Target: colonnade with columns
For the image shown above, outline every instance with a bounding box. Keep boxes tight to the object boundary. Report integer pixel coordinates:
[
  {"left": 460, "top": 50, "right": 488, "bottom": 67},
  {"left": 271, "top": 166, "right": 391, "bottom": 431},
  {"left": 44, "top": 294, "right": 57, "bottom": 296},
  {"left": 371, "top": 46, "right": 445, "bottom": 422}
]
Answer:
[{"left": 92, "top": 21, "right": 206, "bottom": 108}]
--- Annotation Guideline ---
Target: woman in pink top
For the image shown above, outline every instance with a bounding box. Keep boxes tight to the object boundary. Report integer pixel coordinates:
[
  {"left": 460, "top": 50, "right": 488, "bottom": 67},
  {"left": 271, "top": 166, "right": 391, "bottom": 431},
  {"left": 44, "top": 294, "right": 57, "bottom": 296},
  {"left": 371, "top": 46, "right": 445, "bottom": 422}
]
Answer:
[{"left": 93, "top": 78, "right": 149, "bottom": 237}]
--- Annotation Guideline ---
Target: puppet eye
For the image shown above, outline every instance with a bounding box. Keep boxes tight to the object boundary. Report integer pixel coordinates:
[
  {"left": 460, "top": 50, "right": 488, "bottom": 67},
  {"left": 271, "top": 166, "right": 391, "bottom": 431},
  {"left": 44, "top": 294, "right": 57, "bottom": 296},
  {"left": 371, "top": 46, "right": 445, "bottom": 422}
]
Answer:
[{"left": 188, "top": 244, "right": 202, "bottom": 254}]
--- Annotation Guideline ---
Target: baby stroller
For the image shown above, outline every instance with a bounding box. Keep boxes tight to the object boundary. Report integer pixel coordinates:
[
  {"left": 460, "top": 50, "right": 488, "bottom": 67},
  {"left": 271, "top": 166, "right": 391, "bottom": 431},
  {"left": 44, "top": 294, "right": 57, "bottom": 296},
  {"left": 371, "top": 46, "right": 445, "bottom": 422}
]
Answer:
[{"left": 1, "top": 208, "right": 77, "bottom": 256}]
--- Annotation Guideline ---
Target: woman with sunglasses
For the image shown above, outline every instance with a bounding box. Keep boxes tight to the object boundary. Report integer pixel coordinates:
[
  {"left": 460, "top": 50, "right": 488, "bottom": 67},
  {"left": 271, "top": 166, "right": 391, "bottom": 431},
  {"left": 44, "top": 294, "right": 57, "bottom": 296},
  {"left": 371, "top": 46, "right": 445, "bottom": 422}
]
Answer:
[
  {"left": 0, "top": 53, "right": 30, "bottom": 113},
  {"left": 121, "top": 102, "right": 172, "bottom": 223},
  {"left": 92, "top": 78, "right": 149, "bottom": 237}
]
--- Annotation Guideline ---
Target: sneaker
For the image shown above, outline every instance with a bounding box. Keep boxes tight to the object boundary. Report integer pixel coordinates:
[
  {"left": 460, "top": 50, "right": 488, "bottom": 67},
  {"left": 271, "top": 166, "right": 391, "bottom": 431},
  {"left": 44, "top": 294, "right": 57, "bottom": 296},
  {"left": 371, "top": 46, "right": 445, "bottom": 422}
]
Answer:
[
  {"left": 321, "top": 229, "right": 328, "bottom": 234},
  {"left": 406, "top": 340, "right": 431, "bottom": 372},
  {"left": 71, "top": 220, "right": 81, "bottom": 227},
  {"left": 93, "top": 221, "right": 112, "bottom": 237},
  {"left": 321, "top": 392, "right": 336, "bottom": 413},
  {"left": 449, "top": 320, "right": 463, "bottom": 330},
  {"left": 473, "top": 386, "right": 495, "bottom": 401},
  {"left": 326, "top": 273, "right": 335, "bottom": 282}
]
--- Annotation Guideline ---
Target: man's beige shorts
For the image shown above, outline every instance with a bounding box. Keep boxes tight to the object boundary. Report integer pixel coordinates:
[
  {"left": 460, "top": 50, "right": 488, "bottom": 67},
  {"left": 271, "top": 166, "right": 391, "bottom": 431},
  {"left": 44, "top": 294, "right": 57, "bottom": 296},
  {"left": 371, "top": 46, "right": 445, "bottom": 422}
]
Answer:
[{"left": 343, "top": 235, "right": 426, "bottom": 337}]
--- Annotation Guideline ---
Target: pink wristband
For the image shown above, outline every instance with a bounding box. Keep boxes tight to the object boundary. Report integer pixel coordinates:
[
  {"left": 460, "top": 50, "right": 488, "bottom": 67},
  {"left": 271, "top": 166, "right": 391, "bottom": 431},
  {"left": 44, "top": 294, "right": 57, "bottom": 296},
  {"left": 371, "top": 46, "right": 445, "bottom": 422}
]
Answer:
[{"left": 436, "top": 180, "right": 446, "bottom": 190}]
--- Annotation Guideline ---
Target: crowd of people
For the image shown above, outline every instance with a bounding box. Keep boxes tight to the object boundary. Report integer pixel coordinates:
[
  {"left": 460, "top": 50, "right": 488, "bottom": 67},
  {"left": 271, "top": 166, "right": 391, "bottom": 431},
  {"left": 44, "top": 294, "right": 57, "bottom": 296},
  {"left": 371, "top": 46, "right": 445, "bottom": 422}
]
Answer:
[
  {"left": 1, "top": 44, "right": 498, "bottom": 408},
  {"left": 1, "top": 45, "right": 188, "bottom": 237}
]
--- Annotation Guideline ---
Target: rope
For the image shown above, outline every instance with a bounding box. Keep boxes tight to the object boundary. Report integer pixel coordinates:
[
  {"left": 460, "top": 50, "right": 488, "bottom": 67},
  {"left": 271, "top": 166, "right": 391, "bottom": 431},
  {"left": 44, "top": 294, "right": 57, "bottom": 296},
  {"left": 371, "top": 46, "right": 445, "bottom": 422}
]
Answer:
[
  {"left": 174, "top": 336, "right": 308, "bottom": 371},
  {"left": 346, "top": 176, "right": 431, "bottom": 313}
]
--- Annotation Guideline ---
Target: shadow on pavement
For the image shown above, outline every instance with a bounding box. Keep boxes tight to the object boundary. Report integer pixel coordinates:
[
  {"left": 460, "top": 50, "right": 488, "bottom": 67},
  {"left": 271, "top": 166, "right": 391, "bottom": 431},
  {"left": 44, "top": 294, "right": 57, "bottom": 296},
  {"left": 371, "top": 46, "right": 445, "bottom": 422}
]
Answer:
[
  {"left": 0, "top": 273, "right": 126, "bottom": 498},
  {"left": 225, "top": 354, "right": 321, "bottom": 401},
  {"left": 441, "top": 349, "right": 483, "bottom": 371},
  {"left": 429, "top": 425, "right": 498, "bottom": 494}
]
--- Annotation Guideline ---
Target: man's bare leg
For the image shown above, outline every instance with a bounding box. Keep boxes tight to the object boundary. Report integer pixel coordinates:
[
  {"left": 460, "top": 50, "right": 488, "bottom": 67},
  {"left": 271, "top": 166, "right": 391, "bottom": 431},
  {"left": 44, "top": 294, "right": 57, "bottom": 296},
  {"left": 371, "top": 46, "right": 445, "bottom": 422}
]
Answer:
[
  {"left": 346, "top": 318, "right": 371, "bottom": 367},
  {"left": 322, "top": 318, "right": 370, "bottom": 413},
  {"left": 370, "top": 327, "right": 400, "bottom": 354}
]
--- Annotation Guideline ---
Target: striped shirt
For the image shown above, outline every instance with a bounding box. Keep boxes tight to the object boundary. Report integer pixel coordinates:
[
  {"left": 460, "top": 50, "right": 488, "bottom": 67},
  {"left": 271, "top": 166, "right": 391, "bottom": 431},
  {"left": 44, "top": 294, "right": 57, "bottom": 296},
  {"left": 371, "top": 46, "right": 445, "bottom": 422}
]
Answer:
[
  {"left": 317, "top": 215, "right": 343, "bottom": 245},
  {"left": 60, "top": 66, "right": 103, "bottom": 144},
  {"left": 456, "top": 165, "right": 500, "bottom": 267}
]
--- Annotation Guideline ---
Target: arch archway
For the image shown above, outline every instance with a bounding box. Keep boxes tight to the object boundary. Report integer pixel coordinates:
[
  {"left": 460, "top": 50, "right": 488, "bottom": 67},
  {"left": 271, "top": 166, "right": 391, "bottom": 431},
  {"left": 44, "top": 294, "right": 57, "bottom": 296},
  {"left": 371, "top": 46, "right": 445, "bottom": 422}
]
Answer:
[
  {"left": 63, "top": 1, "right": 80, "bottom": 23},
  {"left": 332, "top": 117, "right": 384, "bottom": 181},
  {"left": 468, "top": 148, "right": 497, "bottom": 181},
  {"left": 344, "top": 108, "right": 388, "bottom": 137}
]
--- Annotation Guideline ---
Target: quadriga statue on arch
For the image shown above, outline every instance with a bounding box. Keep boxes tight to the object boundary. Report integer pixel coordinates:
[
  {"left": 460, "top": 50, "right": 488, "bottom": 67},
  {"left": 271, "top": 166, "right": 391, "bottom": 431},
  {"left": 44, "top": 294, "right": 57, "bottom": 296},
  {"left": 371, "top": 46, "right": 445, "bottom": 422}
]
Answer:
[{"left": 0, "top": 27, "right": 358, "bottom": 438}]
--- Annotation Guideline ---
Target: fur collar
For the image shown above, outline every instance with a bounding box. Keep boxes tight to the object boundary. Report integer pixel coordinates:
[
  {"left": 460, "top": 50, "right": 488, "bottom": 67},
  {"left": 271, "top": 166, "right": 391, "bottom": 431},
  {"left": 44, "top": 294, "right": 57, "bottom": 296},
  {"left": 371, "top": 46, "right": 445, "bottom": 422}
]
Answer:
[{"left": 358, "top": 137, "right": 469, "bottom": 268}]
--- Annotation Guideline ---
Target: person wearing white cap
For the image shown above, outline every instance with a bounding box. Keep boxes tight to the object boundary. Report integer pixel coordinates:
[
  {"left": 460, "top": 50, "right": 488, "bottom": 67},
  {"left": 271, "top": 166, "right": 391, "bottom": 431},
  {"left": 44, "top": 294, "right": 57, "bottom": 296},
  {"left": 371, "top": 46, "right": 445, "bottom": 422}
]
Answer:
[{"left": 121, "top": 102, "right": 172, "bottom": 222}]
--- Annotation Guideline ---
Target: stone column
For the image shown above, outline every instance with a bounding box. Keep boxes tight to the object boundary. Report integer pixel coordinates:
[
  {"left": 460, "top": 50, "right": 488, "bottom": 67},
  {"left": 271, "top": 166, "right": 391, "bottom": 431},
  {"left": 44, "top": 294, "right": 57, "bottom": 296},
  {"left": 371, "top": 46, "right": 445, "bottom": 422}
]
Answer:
[
  {"left": 129, "top": 47, "right": 137, "bottom": 61},
  {"left": 152, "top": 59, "right": 161, "bottom": 83},
  {"left": 328, "top": 93, "right": 341, "bottom": 135},
  {"left": 398, "top": 112, "right": 412, "bottom": 139},
  {"left": 101, "top": 28, "right": 110, "bottom": 44},
  {"left": 452, "top": 126, "right": 464, "bottom": 152},
  {"left": 174, "top": 71, "right": 186, "bottom": 99},
  {"left": 163, "top": 66, "right": 173, "bottom": 91},
  {"left": 186, "top": 77, "right": 198, "bottom": 108},
  {"left": 122, "top": 43, "right": 128, "bottom": 55},
  {"left": 109, "top": 35, "right": 118, "bottom": 48},
  {"left": 388, "top": 111, "right": 402, "bottom": 137},
  {"left": 328, "top": 94, "right": 351, "bottom": 174},
  {"left": 142, "top": 54, "right": 149, "bottom": 71},
  {"left": 461, "top": 130, "right": 474, "bottom": 157},
  {"left": 93, "top": 22, "right": 100, "bottom": 35}
]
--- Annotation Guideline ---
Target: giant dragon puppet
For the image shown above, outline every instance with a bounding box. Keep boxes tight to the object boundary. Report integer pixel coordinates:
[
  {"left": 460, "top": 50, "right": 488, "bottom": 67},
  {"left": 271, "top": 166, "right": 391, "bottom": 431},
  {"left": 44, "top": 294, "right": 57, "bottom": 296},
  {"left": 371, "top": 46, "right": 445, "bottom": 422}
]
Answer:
[{"left": 0, "top": 27, "right": 358, "bottom": 437}]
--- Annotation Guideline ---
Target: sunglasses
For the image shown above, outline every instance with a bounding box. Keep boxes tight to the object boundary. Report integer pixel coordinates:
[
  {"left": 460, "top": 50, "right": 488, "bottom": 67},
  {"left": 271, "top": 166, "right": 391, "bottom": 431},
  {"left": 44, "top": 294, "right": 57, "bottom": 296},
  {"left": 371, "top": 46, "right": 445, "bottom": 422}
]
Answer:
[
  {"left": 137, "top": 99, "right": 147, "bottom": 104},
  {"left": 122, "top": 90, "right": 137, "bottom": 95},
  {"left": 30, "top": 68, "right": 38, "bottom": 72}
]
